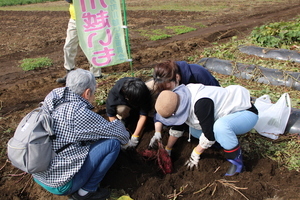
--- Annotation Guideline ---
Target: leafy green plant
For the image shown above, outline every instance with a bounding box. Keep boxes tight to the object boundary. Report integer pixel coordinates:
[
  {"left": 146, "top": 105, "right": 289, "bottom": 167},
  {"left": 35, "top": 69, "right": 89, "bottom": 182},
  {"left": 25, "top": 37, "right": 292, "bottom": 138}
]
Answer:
[
  {"left": 137, "top": 25, "right": 196, "bottom": 41},
  {"left": 0, "top": 0, "right": 60, "bottom": 7},
  {"left": 250, "top": 18, "right": 300, "bottom": 48},
  {"left": 187, "top": 55, "right": 200, "bottom": 62},
  {"left": 3, "top": 128, "right": 13, "bottom": 134},
  {"left": 166, "top": 25, "right": 196, "bottom": 35},
  {"left": 19, "top": 57, "right": 53, "bottom": 71},
  {"left": 270, "top": 139, "right": 300, "bottom": 171},
  {"left": 240, "top": 134, "right": 300, "bottom": 172},
  {"left": 137, "top": 29, "right": 171, "bottom": 41},
  {"left": 150, "top": 34, "right": 171, "bottom": 41}
]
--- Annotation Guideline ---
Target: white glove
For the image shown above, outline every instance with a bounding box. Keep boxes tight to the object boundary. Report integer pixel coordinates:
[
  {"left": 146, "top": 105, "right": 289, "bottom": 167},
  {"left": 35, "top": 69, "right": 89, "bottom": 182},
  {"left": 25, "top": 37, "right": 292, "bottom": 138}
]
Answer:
[
  {"left": 199, "top": 134, "right": 215, "bottom": 149},
  {"left": 185, "top": 148, "right": 201, "bottom": 170},
  {"left": 149, "top": 132, "right": 162, "bottom": 148},
  {"left": 121, "top": 135, "right": 139, "bottom": 150},
  {"left": 130, "top": 135, "right": 139, "bottom": 147}
]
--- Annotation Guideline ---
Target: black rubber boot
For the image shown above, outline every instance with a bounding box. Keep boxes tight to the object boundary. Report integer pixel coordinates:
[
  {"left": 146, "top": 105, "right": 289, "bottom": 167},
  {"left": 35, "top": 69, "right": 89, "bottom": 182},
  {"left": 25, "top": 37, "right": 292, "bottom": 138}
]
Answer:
[
  {"left": 56, "top": 69, "right": 73, "bottom": 84},
  {"left": 224, "top": 145, "right": 243, "bottom": 176}
]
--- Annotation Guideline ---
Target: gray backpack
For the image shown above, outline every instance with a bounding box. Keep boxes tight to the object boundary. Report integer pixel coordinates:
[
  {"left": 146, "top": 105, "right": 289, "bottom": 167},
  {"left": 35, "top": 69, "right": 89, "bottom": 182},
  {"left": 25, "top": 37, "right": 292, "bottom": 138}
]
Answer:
[{"left": 7, "top": 103, "right": 61, "bottom": 173}]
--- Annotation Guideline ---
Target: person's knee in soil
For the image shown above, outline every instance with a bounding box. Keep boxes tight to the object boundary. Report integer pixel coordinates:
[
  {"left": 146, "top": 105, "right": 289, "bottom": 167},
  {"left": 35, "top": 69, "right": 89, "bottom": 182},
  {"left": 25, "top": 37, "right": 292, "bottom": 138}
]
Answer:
[
  {"left": 116, "top": 105, "right": 131, "bottom": 122},
  {"left": 106, "top": 77, "right": 152, "bottom": 149},
  {"left": 115, "top": 105, "right": 136, "bottom": 130}
]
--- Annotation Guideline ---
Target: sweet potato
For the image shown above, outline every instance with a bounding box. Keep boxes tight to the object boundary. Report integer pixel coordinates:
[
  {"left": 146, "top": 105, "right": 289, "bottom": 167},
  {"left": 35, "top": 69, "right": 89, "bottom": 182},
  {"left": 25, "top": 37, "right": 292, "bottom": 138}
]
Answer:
[
  {"left": 139, "top": 141, "right": 173, "bottom": 174},
  {"left": 140, "top": 149, "right": 157, "bottom": 160},
  {"left": 157, "top": 142, "right": 173, "bottom": 174}
]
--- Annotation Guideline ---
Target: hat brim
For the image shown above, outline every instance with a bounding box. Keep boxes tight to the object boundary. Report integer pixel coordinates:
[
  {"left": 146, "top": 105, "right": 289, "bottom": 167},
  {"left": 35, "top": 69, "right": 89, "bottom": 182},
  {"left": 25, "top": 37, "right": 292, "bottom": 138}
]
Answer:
[{"left": 155, "top": 84, "right": 191, "bottom": 126}]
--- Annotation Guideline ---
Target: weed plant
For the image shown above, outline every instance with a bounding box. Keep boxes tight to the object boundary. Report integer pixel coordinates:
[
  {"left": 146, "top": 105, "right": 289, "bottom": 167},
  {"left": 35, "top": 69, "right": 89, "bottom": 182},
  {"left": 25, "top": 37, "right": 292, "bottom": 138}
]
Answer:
[
  {"left": 0, "top": 0, "right": 59, "bottom": 7},
  {"left": 241, "top": 133, "right": 300, "bottom": 172},
  {"left": 19, "top": 57, "right": 53, "bottom": 71},
  {"left": 251, "top": 17, "right": 300, "bottom": 48},
  {"left": 137, "top": 25, "right": 197, "bottom": 41},
  {"left": 166, "top": 26, "right": 196, "bottom": 35}
]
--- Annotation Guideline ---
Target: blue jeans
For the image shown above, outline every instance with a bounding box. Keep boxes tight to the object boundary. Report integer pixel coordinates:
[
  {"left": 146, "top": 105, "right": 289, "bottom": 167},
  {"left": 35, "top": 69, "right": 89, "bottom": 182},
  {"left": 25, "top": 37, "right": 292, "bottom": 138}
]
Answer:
[
  {"left": 64, "top": 139, "right": 120, "bottom": 195},
  {"left": 189, "top": 110, "right": 258, "bottom": 150}
]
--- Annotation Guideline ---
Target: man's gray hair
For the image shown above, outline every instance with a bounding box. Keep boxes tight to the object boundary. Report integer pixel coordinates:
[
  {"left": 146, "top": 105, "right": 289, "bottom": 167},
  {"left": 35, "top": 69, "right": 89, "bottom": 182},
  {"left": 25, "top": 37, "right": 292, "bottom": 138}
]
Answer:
[{"left": 66, "top": 69, "right": 96, "bottom": 95}]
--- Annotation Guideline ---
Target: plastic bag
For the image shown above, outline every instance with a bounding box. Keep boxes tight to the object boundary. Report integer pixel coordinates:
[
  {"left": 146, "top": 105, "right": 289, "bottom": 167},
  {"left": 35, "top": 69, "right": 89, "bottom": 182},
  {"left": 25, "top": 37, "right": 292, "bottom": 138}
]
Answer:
[{"left": 254, "top": 93, "right": 291, "bottom": 139}]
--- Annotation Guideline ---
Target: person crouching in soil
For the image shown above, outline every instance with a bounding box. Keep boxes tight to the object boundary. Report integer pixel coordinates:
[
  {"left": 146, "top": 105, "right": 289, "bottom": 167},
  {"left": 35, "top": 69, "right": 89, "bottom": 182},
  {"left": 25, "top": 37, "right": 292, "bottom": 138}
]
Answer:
[
  {"left": 106, "top": 77, "right": 152, "bottom": 148},
  {"left": 33, "top": 69, "right": 130, "bottom": 200},
  {"left": 154, "top": 84, "right": 258, "bottom": 176},
  {"left": 146, "top": 60, "right": 220, "bottom": 151}
]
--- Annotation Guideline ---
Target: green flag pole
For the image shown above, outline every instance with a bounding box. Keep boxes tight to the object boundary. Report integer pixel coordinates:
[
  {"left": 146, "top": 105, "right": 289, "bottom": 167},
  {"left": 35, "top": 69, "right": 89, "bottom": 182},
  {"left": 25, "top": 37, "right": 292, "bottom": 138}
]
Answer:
[{"left": 121, "top": 0, "right": 134, "bottom": 76}]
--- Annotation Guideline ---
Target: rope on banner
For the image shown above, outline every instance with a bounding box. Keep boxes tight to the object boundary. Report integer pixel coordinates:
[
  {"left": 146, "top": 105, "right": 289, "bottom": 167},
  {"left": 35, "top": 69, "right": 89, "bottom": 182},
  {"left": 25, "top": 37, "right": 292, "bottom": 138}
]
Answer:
[{"left": 121, "top": 0, "right": 134, "bottom": 76}]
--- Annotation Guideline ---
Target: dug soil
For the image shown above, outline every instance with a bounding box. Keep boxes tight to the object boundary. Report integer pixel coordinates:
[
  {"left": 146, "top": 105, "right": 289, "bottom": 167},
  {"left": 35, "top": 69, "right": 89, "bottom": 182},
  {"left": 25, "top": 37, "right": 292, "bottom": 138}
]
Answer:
[{"left": 1, "top": 1, "right": 300, "bottom": 200}]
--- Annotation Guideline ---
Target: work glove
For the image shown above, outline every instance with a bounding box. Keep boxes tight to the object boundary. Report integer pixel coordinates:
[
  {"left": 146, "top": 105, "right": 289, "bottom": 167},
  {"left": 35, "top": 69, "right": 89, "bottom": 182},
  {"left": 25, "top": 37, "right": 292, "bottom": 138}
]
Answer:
[
  {"left": 199, "top": 134, "right": 215, "bottom": 149},
  {"left": 185, "top": 148, "right": 201, "bottom": 170},
  {"left": 149, "top": 132, "right": 162, "bottom": 148},
  {"left": 121, "top": 135, "right": 139, "bottom": 150}
]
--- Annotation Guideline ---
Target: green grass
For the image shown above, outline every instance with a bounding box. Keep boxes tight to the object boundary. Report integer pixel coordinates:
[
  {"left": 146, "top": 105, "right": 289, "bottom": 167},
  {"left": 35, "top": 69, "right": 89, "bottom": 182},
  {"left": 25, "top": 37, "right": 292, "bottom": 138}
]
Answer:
[
  {"left": 125, "top": 0, "right": 291, "bottom": 12},
  {"left": 0, "top": 0, "right": 60, "bottom": 7},
  {"left": 1, "top": 0, "right": 299, "bottom": 12},
  {"left": 241, "top": 133, "right": 300, "bottom": 172},
  {"left": 137, "top": 29, "right": 170, "bottom": 41},
  {"left": 166, "top": 26, "right": 196, "bottom": 35},
  {"left": 251, "top": 17, "right": 300, "bottom": 48},
  {"left": 0, "top": 0, "right": 67, "bottom": 11},
  {"left": 137, "top": 25, "right": 197, "bottom": 41},
  {"left": 150, "top": 34, "right": 171, "bottom": 41},
  {"left": 19, "top": 57, "right": 53, "bottom": 71}
]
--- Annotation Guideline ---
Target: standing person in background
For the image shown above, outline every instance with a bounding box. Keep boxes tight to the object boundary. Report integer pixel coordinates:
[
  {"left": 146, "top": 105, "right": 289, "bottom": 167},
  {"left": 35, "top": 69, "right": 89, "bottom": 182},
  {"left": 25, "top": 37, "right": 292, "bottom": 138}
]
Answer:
[
  {"left": 146, "top": 60, "right": 220, "bottom": 153},
  {"left": 106, "top": 77, "right": 152, "bottom": 148},
  {"left": 33, "top": 69, "right": 130, "bottom": 199},
  {"left": 155, "top": 84, "right": 258, "bottom": 176},
  {"left": 57, "top": 0, "right": 102, "bottom": 84}
]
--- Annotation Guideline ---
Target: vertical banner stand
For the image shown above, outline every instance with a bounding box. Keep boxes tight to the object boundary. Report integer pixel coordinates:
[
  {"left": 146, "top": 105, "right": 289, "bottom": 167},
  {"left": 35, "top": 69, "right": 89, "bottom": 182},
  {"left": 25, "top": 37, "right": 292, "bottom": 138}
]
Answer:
[{"left": 121, "top": 0, "right": 134, "bottom": 76}]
